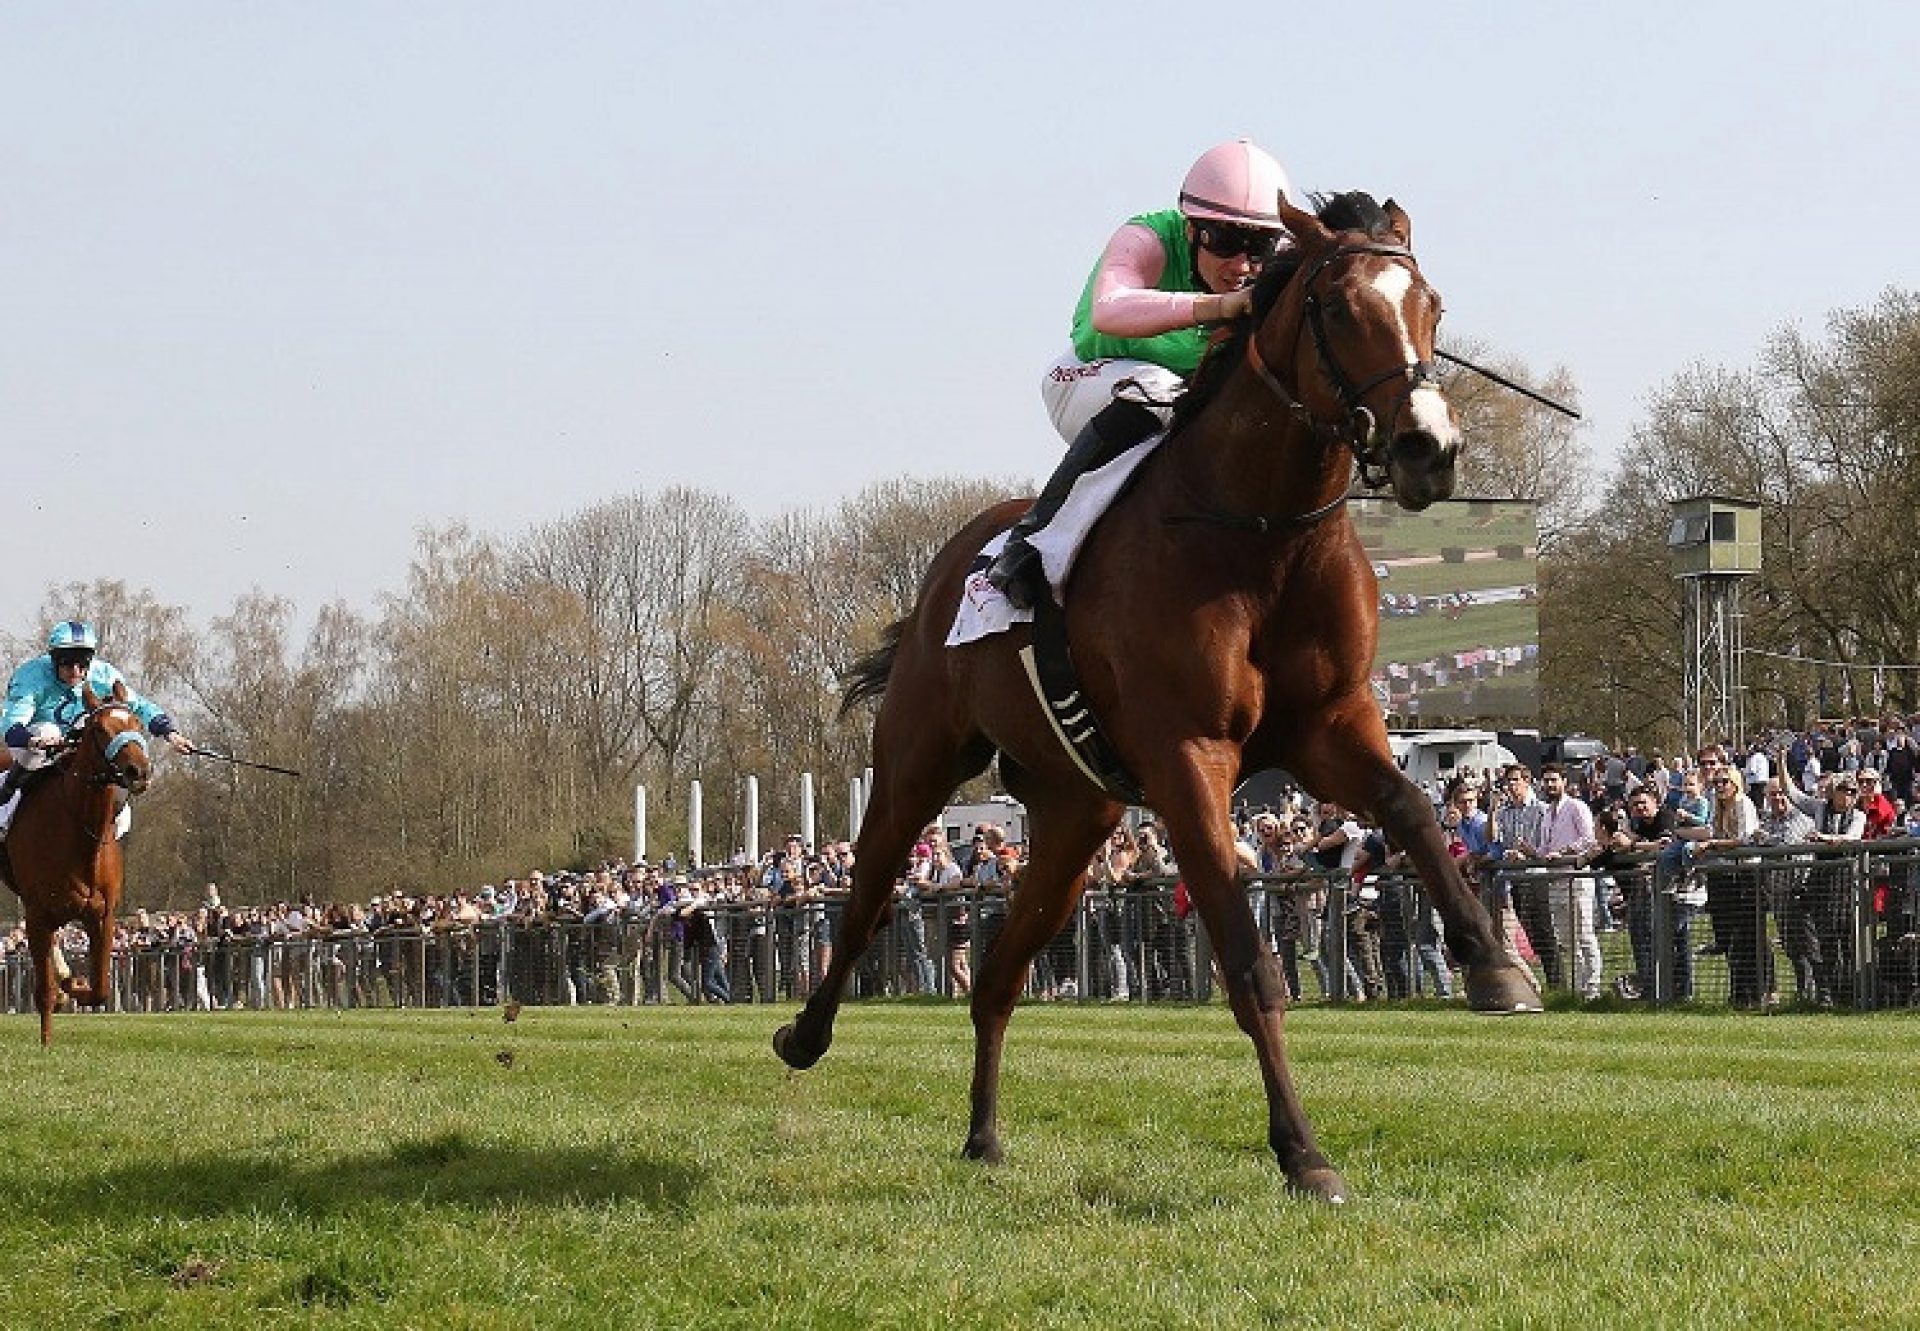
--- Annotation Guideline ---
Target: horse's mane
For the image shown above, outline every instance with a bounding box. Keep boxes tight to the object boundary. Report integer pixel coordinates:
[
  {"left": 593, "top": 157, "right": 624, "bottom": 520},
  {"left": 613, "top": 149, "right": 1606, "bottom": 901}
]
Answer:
[{"left": 1171, "top": 191, "right": 1395, "bottom": 433}]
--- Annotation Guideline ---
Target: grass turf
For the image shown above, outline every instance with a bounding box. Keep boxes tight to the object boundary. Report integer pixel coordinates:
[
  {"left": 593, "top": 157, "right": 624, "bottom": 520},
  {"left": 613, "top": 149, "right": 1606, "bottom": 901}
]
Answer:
[{"left": 0, "top": 1003, "right": 1915, "bottom": 1328}]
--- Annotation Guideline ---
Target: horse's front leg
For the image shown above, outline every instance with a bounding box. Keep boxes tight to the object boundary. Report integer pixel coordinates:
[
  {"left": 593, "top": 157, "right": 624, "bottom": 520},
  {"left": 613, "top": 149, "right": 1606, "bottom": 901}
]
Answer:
[
  {"left": 1289, "top": 700, "right": 1540, "bottom": 1013},
  {"left": 1152, "top": 743, "right": 1348, "bottom": 1202},
  {"left": 69, "top": 911, "right": 113, "bottom": 1011},
  {"left": 26, "top": 922, "right": 61, "bottom": 1047}
]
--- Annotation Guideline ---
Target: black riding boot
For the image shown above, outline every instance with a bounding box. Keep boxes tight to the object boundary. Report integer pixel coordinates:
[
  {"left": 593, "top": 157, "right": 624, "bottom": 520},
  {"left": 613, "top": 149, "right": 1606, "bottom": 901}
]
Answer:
[{"left": 987, "top": 398, "right": 1163, "bottom": 610}]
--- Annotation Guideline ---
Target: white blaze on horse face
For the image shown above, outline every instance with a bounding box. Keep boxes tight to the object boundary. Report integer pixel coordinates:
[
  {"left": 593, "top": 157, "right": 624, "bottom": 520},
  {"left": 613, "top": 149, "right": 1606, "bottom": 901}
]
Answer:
[{"left": 1368, "top": 266, "right": 1460, "bottom": 448}]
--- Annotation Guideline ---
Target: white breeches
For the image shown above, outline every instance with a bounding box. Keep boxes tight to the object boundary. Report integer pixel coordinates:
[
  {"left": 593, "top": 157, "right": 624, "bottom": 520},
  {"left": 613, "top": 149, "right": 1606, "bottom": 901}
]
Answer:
[{"left": 1039, "top": 349, "right": 1184, "bottom": 445}]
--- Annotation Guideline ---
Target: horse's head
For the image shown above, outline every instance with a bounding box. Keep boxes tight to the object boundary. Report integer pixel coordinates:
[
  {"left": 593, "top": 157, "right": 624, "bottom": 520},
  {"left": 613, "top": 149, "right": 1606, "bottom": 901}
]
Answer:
[
  {"left": 1259, "top": 193, "right": 1460, "bottom": 511},
  {"left": 77, "top": 681, "right": 151, "bottom": 795}
]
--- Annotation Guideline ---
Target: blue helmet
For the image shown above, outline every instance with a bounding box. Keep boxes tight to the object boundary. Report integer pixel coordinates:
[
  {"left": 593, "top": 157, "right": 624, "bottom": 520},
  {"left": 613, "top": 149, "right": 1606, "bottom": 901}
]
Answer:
[{"left": 47, "top": 620, "right": 99, "bottom": 652}]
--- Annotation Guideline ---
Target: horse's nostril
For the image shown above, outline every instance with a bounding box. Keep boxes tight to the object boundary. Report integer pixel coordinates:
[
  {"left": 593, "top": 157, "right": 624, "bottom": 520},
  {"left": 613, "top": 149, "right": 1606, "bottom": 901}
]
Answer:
[{"left": 1393, "top": 429, "right": 1442, "bottom": 461}]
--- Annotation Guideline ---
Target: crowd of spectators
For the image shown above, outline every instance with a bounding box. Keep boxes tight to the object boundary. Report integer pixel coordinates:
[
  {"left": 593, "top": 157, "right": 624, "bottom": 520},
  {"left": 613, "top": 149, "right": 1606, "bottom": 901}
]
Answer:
[
  {"left": 5, "top": 717, "right": 1918, "bottom": 1016},
  {"left": 1255, "top": 715, "right": 1920, "bottom": 1008}
]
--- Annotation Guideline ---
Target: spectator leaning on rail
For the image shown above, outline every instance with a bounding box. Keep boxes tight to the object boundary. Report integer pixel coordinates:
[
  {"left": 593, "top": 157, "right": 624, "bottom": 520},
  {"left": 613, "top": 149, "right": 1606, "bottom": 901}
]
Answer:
[
  {"left": 1532, "top": 763, "right": 1603, "bottom": 1000},
  {"left": 1698, "top": 766, "right": 1769, "bottom": 1007},
  {"left": 1777, "top": 765, "right": 1866, "bottom": 1007},
  {"left": 1855, "top": 768, "right": 1898, "bottom": 838},
  {"left": 987, "top": 138, "right": 1297, "bottom": 609},
  {"left": 1607, "top": 786, "right": 1685, "bottom": 1000},
  {"left": 1490, "top": 766, "right": 1564, "bottom": 991},
  {"left": 0, "top": 620, "right": 194, "bottom": 840},
  {"left": 1750, "top": 780, "right": 1826, "bottom": 1005}
]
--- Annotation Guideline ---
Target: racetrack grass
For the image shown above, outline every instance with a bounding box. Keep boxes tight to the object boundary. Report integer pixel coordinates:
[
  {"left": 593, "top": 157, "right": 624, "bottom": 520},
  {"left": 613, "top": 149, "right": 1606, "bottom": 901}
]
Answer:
[{"left": 0, "top": 1004, "right": 1915, "bottom": 1328}]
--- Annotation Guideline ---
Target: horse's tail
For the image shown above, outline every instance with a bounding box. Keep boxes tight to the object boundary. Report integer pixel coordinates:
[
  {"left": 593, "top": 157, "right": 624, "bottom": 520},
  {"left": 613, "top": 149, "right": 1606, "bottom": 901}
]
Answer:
[{"left": 839, "top": 617, "right": 906, "bottom": 718}]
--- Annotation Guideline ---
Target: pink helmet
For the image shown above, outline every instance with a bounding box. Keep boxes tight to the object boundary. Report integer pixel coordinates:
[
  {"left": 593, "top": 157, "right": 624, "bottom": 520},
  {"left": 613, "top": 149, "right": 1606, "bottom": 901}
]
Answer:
[{"left": 1178, "top": 139, "right": 1293, "bottom": 231}]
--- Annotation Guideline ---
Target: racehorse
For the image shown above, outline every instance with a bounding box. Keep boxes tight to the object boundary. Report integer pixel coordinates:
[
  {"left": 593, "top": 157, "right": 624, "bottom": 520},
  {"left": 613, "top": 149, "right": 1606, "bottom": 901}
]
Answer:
[
  {"left": 774, "top": 191, "right": 1542, "bottom": 1203},
  {"left": 0, "top": 682, "right": 151, "bottom": 1046}
]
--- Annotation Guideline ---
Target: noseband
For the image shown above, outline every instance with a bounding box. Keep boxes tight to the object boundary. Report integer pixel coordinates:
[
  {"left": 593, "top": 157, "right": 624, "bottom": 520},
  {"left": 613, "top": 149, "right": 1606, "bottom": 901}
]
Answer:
[{"left": 1245, "top": 242, "right": 1441, "bottom": 490}]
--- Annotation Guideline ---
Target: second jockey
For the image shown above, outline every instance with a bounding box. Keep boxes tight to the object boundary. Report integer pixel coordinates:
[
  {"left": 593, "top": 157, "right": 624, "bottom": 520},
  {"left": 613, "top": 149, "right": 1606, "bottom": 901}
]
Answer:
[
  {"left": 0, "top": 620, "right": 193, "bottom": 838},
  {"left": 986, "top": 137, "right": 1296, "bottom": 609}
]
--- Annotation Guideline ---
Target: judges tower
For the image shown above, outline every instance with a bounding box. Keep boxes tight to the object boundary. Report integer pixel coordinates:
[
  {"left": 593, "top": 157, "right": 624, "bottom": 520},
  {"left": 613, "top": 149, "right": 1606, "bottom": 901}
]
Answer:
[{"left": 1667, "top": 495, "right": 1761, "bottom": 752}]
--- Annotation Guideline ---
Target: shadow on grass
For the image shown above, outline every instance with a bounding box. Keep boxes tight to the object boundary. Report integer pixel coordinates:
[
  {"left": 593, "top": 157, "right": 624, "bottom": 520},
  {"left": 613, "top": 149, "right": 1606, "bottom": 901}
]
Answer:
[{"left": 23, "top": 1130, "right": 701, "bottom": 1220}]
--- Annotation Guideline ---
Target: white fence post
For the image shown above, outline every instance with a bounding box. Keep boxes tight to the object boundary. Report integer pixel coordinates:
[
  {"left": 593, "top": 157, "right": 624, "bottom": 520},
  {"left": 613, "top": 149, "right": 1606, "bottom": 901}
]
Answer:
[
  {"left": 688, "top": 779, "right": 704, "bottom": 869},
  {"left": 800, "top": 772, "right": 816, "bottom": 850},
  {"left": 744, "top": 776, "right": 760, "bottom": 867}
]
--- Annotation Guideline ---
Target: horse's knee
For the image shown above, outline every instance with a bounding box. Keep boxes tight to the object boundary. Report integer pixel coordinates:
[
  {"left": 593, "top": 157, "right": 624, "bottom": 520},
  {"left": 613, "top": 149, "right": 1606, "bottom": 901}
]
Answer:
[
  {"left": 1373, "top": 777, "right": 1430, "bottom": 830},
  {"left": 1236, "top": 954, "right": 1291, "bottom": 1015}
]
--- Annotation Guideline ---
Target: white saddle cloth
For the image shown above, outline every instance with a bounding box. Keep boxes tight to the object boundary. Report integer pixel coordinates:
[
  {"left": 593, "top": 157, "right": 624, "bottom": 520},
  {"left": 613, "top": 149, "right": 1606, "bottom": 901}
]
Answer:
[{"left": 946, "top": 435, "right": 1162, "bottom": 647}]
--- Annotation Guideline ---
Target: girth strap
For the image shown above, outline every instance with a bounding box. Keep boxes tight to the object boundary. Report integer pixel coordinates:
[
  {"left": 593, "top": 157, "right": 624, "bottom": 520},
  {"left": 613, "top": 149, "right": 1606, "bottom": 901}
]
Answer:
[{"left": 1016, "top": 597, "right": 1145, "bottom": 806}]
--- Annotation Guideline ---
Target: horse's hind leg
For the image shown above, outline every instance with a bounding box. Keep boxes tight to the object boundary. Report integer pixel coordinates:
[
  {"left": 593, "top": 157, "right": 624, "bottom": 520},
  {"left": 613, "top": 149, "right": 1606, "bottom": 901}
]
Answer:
[
  {"left": 962, "top": 784, "right": 1119, "bottom": 1163},
  {"left": 774, "top": 721, "right": 994, "bottom": 1071}
]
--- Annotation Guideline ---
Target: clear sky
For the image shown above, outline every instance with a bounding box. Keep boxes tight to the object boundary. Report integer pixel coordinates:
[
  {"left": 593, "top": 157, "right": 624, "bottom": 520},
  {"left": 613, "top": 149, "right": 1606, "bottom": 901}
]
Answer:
[{"left": 4, "top": 1, "right": 1915, "bottom": 637}]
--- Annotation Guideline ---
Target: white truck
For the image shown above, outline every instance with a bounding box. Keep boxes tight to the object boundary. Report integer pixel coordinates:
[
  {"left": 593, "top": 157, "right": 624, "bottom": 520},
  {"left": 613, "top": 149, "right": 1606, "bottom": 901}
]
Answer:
[
  {"left": 1387, "top": 728, "right": 1519, "bottom": 801},
  {"left": 940, "top": 795, "right": 1028, "bottom": 847}
]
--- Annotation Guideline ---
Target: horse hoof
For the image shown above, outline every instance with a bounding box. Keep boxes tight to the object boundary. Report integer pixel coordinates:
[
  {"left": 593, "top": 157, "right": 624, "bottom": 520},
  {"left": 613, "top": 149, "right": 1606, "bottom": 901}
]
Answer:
[
  {"left": 773, "top": 1023, "right": 823, "bottom": 1070},
  {"left": 961, "top": 1134, "right": 1004, "bottom": 1165},
  {"left": 1466, "top": 965, "right": 1543, "bottom": 1014},
  {"left": 1288, "top": 1166, "right": 1350, "bottom": 1205}
]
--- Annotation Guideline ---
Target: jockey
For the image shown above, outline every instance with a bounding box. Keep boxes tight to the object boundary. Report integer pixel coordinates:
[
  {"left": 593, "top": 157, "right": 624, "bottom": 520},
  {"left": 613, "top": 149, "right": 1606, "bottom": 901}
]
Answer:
[
  {"left": 0, "top": 620, "right": 194, "bottom": 837},
  {"left": 987, "top": 138, "right": 1296, "bottom": 609}
]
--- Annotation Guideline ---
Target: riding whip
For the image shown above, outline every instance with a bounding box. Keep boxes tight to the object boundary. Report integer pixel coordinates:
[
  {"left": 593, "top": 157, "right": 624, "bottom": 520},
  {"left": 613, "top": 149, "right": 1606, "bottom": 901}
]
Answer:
[
  {"left": 184, "top": 745, "right": 303, "bottom": 778},
  {"left": 1436, "top": 348, "right": 1583, "bottom": 420}
]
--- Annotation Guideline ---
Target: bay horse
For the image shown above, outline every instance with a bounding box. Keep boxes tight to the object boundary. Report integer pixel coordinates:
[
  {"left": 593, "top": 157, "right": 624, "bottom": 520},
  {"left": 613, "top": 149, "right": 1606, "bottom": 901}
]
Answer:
[
  {"left": 774, "top": 191, "right": 1542, "bottom": 1202},
  {"left": 0, "top": 682, "right": 151, "bottom": 1045}
]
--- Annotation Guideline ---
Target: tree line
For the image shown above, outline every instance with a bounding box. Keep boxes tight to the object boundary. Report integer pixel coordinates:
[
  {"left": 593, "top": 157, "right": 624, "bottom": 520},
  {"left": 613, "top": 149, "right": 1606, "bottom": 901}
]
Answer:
[
  {"left": 1540, "top": 287, "right": 1920, "bottom": 742},
  {"left": 14, "top": 478, "right": 1011, "bottom": 909}
]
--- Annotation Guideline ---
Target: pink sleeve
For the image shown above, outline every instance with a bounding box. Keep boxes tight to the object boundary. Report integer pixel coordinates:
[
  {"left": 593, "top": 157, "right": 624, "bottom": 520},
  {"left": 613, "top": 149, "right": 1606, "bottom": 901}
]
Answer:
[{"left": 1086, "top": 223, "right": 1201, "bottom": 337}]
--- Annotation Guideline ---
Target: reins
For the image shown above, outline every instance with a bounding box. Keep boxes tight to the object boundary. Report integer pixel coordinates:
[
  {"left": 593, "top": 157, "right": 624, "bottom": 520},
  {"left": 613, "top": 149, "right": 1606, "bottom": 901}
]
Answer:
[{"left": 1167, "top": 241, "right": 1434, "bottom": 533}]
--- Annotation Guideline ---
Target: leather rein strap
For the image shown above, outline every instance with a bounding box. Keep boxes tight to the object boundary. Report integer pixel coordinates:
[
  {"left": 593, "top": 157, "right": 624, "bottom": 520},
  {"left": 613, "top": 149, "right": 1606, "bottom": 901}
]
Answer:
[{"left": 1173, "top": 241, "right": 1438, "bottom": 534}]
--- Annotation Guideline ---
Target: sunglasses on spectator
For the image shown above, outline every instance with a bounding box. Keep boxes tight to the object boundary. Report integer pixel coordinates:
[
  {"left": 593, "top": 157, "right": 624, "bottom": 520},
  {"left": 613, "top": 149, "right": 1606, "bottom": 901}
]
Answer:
[{"left": 1192, "top": 222, "right": 1279, "bottom": 261}]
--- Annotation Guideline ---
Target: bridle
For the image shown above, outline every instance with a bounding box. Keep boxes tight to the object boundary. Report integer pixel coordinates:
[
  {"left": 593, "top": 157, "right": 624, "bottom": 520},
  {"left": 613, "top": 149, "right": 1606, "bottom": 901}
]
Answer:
[
  {"left": 58, "top": 704, "right": 149, "bottom": 793},
  {"left": 1244, "top": 241, "right": 1442, "bottom": 491},
  {"left": 33, "top": 705, "right": 148, "bottom": 845}
]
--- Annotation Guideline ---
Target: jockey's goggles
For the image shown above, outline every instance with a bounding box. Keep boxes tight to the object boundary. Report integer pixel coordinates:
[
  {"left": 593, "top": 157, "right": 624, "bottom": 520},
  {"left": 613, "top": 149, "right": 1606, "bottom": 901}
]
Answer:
[
  {"left": 52, "top": 649, "right": 95, "bottom": 672},
  {"left": 1193, "top": 221, "right": 1280, "bottom": 262}
]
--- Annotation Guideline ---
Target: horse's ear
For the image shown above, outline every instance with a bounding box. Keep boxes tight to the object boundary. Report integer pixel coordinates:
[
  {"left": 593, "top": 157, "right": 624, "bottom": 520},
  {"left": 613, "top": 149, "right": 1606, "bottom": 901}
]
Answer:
[
  {"left": 1277, "top": 194, "right": 1331, "bottom": 249},
  {"left": 83, "top": 682, "right": 102, "bottom": 710},
  {"left": 1383, "top": 198, "right": 1412, "bottom": 247},
  {"left": 111, "top": 679, "right": 129, "bottom": 703}
]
